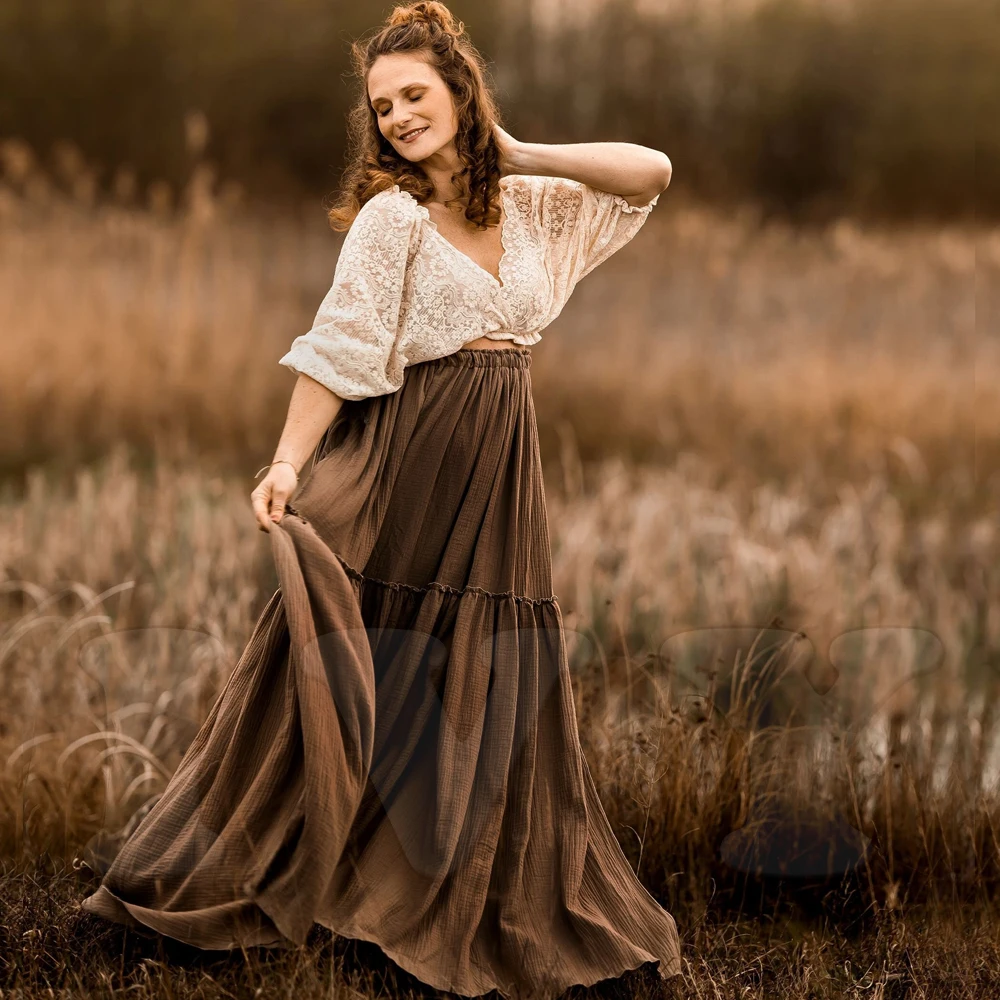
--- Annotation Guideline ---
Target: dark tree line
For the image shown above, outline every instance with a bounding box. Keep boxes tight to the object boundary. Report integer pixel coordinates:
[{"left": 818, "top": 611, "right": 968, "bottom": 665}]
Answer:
[{"left": 0, "top": 0, "right": 993, "bottom": 221}]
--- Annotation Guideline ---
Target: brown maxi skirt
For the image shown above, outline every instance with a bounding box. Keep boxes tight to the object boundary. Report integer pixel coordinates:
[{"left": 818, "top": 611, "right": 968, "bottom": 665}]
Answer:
[{"left": 80, "top": 347, "right": 681, "bottom": 1000}]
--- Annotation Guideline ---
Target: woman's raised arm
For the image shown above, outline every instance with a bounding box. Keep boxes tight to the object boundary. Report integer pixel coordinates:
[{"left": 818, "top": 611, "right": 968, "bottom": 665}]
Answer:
[{"left": 495, "top": 125, "right": 672, "bottom": 208}]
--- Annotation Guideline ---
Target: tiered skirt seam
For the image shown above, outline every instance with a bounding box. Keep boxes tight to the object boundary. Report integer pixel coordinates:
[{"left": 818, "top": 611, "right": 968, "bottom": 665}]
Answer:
[{"left": 283, "top": 506, "right": 557, "bottom": 606}]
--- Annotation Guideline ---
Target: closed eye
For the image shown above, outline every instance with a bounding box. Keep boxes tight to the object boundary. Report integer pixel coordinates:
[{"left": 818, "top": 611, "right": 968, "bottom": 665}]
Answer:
[{"left": 376, "top": 94, "right": 423, "bottom": 118}]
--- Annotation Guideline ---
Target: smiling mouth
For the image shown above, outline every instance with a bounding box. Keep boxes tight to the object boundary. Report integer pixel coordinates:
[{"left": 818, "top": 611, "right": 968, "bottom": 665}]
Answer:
[{"left": 399, "top": 127, "right": 428, "bottom": 141}]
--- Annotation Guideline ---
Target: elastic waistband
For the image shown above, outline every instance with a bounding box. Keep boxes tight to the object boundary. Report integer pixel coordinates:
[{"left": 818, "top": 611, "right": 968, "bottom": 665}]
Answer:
[{"left": 424, "top": 347, "right": 532, "bottom": 370}]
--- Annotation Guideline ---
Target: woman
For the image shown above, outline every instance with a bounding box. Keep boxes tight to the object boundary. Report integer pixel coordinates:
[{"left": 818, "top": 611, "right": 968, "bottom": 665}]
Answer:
[{"left": 81, "top": 3, "right": 678, "bottom": 997}]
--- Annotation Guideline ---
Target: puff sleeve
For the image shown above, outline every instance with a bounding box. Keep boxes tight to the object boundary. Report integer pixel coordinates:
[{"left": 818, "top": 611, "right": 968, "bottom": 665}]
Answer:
[
  {"left": 530, "top": 175, "right": 659, "bottom": 305},
  {"left": 278, "top": 190, "right": 420, "bottom": 401}
]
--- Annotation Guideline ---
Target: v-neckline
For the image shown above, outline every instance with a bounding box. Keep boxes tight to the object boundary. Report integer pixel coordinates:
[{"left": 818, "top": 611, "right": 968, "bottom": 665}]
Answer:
[{"left": 402, "top": 180, "right": 511, "bottom": 290}]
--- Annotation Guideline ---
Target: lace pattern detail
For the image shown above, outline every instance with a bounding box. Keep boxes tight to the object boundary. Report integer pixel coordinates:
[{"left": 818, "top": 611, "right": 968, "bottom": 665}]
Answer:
[
  {"left": 279, "top": 174, "right": 659, "bottom": 400},
  {"left": 539, "top": 175, "right": 660, "bottom": 282},
  {"left": 278, "top": 190, "right": 419, "bottom": 400}
]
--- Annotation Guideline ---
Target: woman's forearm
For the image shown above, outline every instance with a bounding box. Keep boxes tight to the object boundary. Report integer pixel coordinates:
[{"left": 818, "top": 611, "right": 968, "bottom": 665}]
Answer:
[
  {"left": 508, "top": 140, "right": 672, "bottom": 204},
  {"left": 271, "top": 373, "right": 344, "bottom": 474}
]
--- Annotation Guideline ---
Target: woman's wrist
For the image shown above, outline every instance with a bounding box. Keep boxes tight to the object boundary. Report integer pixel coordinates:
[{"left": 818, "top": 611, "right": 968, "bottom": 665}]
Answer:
[
  {"left": 505, "top": 139, "right": 536, "bottom": 176},
  {"left": 253, "top": 458, "right": 300, "bottom": 480}
]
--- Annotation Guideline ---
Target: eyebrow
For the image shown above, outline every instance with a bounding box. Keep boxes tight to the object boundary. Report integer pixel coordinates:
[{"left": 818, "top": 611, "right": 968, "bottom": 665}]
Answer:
[{"left": 369, "top": 82, "right": 427, "bottom": 105}]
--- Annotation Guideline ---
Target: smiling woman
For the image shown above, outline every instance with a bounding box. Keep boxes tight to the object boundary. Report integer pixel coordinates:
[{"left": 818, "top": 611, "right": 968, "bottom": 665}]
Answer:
[
  {"left": 366, "top": 48, "right": 513, "bottom": 298},
  {"left": 342, "top": 17, "right": 493, "bottom": 353},
  {"left": 368, "top": 41, "right": 504, "bottom": 230},
  {"left": 329, "top": 0, "right": 511, "bottom": 236},
  {"left": 79, "top": 2, "right": 678, "bottom": 997}
]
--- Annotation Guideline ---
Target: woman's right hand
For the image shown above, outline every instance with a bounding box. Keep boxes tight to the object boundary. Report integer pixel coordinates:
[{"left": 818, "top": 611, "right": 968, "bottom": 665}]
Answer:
[{"left": 251, "top": 463, "right": 300, "bottom": 532}]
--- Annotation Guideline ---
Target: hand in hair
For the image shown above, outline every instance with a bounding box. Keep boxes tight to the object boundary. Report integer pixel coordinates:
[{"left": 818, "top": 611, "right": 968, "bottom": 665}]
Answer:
[{"left": 493, "top": 123, "right": 521, "bottom": 177}]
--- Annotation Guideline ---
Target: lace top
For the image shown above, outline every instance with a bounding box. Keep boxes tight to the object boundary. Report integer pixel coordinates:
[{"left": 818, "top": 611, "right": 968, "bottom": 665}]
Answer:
[{"left": 278, "top": 173, "right": 659, "bottom": 400}]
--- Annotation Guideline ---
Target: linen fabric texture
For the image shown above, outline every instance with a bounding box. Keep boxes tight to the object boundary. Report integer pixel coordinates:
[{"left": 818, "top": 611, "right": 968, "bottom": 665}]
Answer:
[{"left": 81, "top": 349, "right": 681, "bottom": 999}]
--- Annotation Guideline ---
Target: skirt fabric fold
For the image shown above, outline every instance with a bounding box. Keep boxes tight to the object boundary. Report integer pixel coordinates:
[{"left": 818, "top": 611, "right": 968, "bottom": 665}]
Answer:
[{"left": 81, "top": 347, "right": 681, "bottom": 999}]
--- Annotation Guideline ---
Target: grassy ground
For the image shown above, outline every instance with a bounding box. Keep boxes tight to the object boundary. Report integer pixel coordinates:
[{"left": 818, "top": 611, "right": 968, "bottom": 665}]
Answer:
[{"left": 3, "top": 853, "right": 999, "bottom": 996}]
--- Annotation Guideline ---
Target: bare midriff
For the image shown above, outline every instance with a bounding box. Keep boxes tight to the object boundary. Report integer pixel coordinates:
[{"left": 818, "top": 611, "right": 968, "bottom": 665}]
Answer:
[{"left": 460, "top": 336, "right": 527, "bottom": 351}]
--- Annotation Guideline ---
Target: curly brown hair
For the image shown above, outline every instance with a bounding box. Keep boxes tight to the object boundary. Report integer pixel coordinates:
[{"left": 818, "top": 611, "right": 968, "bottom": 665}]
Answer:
[{"left": 326, "top": 1, "right": 506, "bottom": 233}]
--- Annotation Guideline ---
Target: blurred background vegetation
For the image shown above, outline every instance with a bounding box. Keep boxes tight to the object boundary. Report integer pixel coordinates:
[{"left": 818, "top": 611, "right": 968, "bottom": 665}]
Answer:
[
  {"left": 0, "top": 0, "right": 993, "bottom": 221},
  {"left": 2, "top": 5, "right": 998, "bottom": 993}
]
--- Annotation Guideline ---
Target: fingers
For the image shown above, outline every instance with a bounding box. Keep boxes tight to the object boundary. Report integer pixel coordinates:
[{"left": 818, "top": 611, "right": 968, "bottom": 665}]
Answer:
[
  {"left": 251, "top": 486, "right": 272, "bottom": 532},
  {"left": 269, "top": 490, "right": 289, "bottom": 525},
  {"left": 252, "top": 488, "right": 291, "bottom": 532},
  {"left": 252, "top": 466, "right": 300, "bottom": 533}
]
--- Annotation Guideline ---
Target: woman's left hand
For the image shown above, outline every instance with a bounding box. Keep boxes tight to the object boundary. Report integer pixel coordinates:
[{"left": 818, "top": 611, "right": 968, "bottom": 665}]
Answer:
[{"left": 493, "top": 123, "right": 520, "bottom": 176}]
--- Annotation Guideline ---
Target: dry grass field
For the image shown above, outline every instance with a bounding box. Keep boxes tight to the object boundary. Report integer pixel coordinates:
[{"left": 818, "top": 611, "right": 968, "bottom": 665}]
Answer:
[{"left": 2, "top": 141, "right": 999, "bottom": 997}]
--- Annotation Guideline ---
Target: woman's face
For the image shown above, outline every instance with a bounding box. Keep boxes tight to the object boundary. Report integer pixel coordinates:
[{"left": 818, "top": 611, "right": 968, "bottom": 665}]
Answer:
[{"left": 368, "top": 52, "right": 459, "bottom": 164}]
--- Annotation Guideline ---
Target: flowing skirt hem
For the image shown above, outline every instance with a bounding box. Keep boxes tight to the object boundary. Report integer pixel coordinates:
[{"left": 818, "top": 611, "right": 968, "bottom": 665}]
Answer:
[{"left": 81, "top": 883, "right": 677, "bottom": 999}]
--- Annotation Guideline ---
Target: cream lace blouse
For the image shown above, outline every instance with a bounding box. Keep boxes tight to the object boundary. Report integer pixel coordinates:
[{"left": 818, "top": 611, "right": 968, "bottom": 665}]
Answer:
[{"left": 278, "top": 172, "right": 659, "bottom": 400}]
